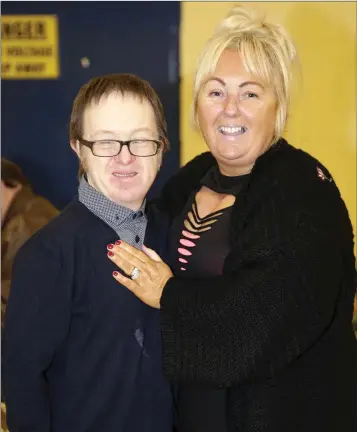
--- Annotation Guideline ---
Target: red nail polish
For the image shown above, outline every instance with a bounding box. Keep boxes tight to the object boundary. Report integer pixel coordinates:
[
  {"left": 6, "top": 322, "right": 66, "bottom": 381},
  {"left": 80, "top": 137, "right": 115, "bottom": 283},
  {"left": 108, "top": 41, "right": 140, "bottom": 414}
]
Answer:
[
  {"left": 107, "top": 244, "right": 114, "bottom": 249},
  {"left": 107, "top": 251, "right": 114, "bottom": 257},
  {"left": 115, "top": 240, "right": 121, "bottom": 245},
  {"left": 113, "top": 271, "right": 119, "bottom": 277}
]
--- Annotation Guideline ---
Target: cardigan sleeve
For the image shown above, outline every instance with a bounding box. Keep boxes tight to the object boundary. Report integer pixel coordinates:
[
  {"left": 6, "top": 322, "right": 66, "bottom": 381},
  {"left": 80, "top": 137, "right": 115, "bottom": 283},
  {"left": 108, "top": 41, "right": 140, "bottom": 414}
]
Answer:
[
  {"left": 3, "top": 236, "right": 72, "bottom": 432},
  {"left": 160, "top": 167, "right": 355, "bottom": 386}
]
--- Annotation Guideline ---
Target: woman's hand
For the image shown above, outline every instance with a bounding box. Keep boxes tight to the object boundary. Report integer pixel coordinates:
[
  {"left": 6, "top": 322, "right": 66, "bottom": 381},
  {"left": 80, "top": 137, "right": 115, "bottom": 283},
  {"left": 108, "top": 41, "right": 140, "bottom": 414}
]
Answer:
[{"left": 107, "top": 241, "right": 173, "bottom": 309}]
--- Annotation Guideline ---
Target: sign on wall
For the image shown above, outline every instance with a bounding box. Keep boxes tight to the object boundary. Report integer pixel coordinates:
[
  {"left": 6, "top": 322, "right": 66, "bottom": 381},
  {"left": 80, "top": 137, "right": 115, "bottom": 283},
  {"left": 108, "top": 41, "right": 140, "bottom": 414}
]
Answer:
[{"left": 1, "top": 15, "right": 59, "bottom": 79}]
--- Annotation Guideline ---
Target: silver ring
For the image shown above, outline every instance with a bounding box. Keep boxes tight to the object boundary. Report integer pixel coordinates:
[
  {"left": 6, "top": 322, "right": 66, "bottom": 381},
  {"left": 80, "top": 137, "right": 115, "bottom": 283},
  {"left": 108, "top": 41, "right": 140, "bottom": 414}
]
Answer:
[{"left": 130, "top": 267, "right": 140, "bottom": 280}]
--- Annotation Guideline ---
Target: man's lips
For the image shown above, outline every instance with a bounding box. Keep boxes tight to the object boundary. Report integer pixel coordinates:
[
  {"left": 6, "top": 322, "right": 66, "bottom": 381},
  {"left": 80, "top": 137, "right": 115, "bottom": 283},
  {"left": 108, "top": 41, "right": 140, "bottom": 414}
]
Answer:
[{"left": 112, "top": 172, "right": 137, "bottom": 178}]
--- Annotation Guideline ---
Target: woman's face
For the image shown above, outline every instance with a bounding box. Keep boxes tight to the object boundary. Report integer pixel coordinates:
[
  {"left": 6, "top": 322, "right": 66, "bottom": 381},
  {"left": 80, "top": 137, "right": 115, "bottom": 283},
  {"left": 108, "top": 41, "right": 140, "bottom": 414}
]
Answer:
[{"left": 196, "top": 49, "right": 277, "bottom": 176}]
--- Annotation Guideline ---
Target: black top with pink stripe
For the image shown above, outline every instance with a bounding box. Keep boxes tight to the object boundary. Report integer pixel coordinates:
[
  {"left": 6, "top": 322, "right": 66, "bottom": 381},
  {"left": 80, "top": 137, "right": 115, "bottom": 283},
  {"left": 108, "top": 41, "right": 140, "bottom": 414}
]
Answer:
[
  {"left": 168, "top": 165, "right": 249, "bottom": 432},
  {"left": 169, "top": 165, "right": 249, "bottom": 278},
  {"left": 169, "top": 194, "right": 232, "bottom": 278}
]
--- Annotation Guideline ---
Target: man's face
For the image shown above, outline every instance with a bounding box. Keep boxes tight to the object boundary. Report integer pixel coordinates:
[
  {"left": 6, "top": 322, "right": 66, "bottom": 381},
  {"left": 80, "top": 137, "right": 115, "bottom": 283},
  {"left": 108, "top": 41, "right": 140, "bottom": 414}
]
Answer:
[{"left": 72, "top": 92, "right": 162, "bottom": 210}]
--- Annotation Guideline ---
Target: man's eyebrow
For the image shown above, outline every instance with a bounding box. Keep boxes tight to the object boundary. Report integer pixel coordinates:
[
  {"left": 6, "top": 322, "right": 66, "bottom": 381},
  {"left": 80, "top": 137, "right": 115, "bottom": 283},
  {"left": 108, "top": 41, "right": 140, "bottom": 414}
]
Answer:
[
  {"left": 91, "top": 128, "right": 155, "bottom": 139},
  {"left": 91, "top": 130, "right": 117, "bottom": 138},
  {"left": 130, "top": 127, "right": 153, "bottom": 134}
]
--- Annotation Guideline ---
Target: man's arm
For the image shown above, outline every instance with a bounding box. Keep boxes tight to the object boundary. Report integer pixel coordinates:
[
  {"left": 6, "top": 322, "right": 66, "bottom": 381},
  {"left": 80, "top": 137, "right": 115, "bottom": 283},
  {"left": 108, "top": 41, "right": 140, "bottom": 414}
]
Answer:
[{"left": 3, "top": 237, "right": 72, "bottom": 431}]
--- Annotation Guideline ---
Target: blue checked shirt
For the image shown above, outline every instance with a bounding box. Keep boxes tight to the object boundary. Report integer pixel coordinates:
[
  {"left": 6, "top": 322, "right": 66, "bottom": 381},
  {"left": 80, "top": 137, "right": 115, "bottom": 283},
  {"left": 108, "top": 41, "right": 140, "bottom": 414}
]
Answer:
[{"left": 78, "top": 176, "right": 147, "bottom": 249}]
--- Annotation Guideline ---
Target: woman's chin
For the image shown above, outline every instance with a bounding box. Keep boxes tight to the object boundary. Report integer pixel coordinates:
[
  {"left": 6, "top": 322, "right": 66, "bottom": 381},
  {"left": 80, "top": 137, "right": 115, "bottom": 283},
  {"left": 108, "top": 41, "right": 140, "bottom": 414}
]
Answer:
[{"left": 214, "top": 146, "right": 248, "bottom": 163}]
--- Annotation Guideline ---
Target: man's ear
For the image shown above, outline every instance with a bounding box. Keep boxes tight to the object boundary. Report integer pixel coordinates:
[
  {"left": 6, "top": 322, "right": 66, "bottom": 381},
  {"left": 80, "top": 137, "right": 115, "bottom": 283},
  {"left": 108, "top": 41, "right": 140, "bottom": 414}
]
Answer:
[
  {"left": 157, "top": 138, "right": 168, "bottom": 170},
  {"left": 70, "top": 139, "right": 80, "bottom": 157},
  {"left": 157, "top": 150, "right": 164, "bottom": 170}
]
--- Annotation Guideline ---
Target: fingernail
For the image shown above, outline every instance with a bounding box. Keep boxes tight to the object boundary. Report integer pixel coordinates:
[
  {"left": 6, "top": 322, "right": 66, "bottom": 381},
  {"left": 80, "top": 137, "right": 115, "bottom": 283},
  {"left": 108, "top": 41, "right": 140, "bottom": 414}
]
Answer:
[
  {"left": 115, "top": 240, "right": 121, "bottom": 245},
  {"left": 107, "top": 244, "right": 114, "bottom": 249},
  {"left": 113, "top": 271, "right": 119, "bottom": 277},
  {"left": 107, "top": 251, "right": 114, "bottom": 257}
]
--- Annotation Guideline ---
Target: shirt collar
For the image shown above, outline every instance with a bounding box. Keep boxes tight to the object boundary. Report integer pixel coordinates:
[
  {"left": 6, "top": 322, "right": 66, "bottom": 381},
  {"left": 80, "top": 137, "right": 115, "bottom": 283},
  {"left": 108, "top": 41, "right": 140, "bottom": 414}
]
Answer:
[{"left": 78, "top": 175, "right": 147, "bottom": 228}]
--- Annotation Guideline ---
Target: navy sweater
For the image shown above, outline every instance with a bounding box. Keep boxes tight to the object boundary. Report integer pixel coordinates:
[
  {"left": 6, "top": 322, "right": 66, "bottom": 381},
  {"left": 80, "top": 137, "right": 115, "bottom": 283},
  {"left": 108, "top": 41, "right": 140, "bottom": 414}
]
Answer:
[{"left": 3, "top": 199, "right": 173, "bottom": 432}]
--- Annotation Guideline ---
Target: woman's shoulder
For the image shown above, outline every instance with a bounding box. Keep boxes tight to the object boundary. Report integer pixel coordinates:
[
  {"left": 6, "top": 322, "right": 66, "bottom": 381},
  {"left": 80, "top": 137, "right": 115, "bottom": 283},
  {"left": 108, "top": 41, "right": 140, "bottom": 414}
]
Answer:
[
  {"left": 254, "top": 139, "right": 341, "bottom": 202},
  {"left": 240, "top": 139, "right": 353, "bottom": 245},
  {"left": 232, "top": 141, "right": 353, "bottom": 253}
]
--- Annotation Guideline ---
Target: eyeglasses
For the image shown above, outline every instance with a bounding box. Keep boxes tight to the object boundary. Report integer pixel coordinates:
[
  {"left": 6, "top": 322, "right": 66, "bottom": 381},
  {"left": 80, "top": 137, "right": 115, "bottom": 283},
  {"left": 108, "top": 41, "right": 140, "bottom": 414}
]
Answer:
[{"left": 78, "top": 138, "right": 162, "bottom": 157}]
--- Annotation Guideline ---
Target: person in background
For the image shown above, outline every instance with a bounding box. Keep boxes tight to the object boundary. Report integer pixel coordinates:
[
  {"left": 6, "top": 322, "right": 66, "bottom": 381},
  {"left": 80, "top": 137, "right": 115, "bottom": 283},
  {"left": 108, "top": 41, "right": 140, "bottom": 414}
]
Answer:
[
  {"left": 3, "top": 74, "right": 173, "bottom": 432},
  {"left": 1, "top": 158, "right": 58, "bottom": 328},
  {"left": 1, "top": 158, "right": 58, "bottom": 432},
  {"left": 108, "top": 5, "right": 357, "bottom": 432}
]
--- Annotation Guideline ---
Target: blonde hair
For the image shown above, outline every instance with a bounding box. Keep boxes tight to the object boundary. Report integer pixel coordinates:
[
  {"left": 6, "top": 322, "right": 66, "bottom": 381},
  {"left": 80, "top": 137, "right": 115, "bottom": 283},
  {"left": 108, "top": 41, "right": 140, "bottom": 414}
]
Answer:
[{"left": 192, "top": 5, "right": 298, "bottom": 142}]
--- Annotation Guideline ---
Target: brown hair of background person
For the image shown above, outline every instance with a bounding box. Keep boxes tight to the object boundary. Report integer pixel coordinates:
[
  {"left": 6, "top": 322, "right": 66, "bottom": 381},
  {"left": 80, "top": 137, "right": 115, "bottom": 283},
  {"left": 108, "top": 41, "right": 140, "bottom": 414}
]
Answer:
[
  {"left": 69, "top": 73, "right": 170, "bottom": 178},
  {"left": 1, "top": 158, "right": 59, "bottom": 327}
]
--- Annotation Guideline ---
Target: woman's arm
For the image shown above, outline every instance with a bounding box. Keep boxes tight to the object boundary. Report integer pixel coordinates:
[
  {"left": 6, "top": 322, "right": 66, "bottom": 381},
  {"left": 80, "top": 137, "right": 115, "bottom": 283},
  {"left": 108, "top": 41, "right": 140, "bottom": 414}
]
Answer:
[
  {"left": 159, "top": 171, "right": 355, "bottom": 386},
  {"left": 109, "top": 164, "right": 355, "bottom": 386}
]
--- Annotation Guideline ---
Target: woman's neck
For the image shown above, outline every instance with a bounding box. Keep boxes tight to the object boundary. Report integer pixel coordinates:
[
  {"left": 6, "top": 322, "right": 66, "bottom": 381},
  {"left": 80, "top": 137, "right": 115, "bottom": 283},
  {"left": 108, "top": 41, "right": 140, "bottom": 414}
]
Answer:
[{"left": 217, "top": 161, "right": 254, "bottom": 177}]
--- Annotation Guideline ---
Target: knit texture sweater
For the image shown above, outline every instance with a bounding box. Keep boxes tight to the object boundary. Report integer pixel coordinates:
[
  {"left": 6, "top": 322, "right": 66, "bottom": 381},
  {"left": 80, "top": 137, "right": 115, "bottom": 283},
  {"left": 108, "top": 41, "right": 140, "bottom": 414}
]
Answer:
[
  {"left": 158, "top": 139, "right": 357, "bottom": 432},
  {"left": 3, "top": 199, "right": 173, "bottom": 432}
]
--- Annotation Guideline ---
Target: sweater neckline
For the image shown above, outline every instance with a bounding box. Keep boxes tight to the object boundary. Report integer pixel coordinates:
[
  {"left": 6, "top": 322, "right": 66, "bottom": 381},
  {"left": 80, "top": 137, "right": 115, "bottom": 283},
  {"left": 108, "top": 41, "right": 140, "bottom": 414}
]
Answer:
[{"left": 200, "top": 164, "right": 251, "bottom": 196}]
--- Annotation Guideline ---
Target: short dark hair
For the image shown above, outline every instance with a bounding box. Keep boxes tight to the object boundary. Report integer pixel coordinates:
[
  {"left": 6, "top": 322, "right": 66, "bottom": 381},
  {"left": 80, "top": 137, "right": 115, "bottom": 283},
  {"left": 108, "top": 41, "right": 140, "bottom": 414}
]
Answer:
[{"left": 1, "top": 158, "right": 29, "bottom": 188}]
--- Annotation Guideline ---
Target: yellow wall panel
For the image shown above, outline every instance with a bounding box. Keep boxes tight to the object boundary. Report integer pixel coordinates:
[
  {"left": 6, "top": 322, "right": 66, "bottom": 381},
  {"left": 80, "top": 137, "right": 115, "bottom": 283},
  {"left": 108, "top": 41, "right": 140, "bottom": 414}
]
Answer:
[{"left": 180, "top": 2, "right": 357, "bottom": 244}]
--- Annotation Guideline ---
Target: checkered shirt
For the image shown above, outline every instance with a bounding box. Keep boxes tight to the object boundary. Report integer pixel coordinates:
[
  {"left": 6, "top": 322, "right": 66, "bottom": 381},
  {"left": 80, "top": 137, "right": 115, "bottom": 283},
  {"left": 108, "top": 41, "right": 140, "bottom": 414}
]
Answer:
[{"left": 78, "top": 176, "right": 147, "bottom": 249}]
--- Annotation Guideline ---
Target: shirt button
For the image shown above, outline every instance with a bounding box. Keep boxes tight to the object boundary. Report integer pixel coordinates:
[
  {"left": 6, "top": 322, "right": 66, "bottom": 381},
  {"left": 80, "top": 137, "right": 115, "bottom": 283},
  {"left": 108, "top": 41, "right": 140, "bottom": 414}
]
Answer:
[
  {"left": 132, "top": 214, "right": 137, "bottom": 220},
  {"left": 135, "top": 235, "right": 140, "bottom": 243},
  {"left": 116, "top": 215, "right": 119, "bottom": 220}
]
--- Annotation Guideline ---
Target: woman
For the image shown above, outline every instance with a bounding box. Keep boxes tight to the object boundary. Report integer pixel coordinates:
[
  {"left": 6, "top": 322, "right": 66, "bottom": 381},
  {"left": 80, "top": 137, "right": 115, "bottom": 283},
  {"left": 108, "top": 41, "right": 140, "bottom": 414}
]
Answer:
[{"left": 108, "top": 6, "right": 357, "bottom": 432}]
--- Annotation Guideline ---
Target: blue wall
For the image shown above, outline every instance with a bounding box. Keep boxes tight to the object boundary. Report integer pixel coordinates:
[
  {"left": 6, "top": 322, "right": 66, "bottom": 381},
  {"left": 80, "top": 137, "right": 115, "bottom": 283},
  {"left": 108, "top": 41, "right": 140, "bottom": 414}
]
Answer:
[{"left": 2, "top": 1, "right": 180, "bottom": 209}]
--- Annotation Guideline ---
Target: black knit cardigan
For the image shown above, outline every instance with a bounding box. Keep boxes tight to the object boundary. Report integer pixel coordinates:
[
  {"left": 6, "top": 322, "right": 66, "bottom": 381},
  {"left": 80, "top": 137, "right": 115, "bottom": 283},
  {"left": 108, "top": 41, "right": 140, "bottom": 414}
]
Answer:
[{"left": 158, "top": 139, "right": 357, "bottom": 432}]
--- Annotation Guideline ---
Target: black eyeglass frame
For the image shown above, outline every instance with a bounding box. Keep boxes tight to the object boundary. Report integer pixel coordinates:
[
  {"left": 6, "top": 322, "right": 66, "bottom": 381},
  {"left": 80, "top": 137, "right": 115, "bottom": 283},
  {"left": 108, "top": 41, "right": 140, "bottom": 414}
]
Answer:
[{"left": 78, "top": 138, "right": 162, "bottom": 157}]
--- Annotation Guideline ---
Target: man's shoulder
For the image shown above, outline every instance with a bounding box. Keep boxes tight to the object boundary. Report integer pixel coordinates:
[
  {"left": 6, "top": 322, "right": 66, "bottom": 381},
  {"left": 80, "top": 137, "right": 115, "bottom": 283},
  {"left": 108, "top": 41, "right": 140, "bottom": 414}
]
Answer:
[
  {"left": 17, "top": 199, "right": 94, "bottom": 256},
  {"left": 145, "top": 201, "right": 170, "bottom": 254}
]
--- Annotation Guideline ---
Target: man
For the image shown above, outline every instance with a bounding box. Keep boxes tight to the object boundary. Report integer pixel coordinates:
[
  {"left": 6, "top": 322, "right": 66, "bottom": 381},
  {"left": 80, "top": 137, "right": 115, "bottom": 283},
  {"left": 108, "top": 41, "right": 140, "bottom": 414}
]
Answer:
[{"left": 3, "top": 74, "right": 173, "bottom": 431}]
